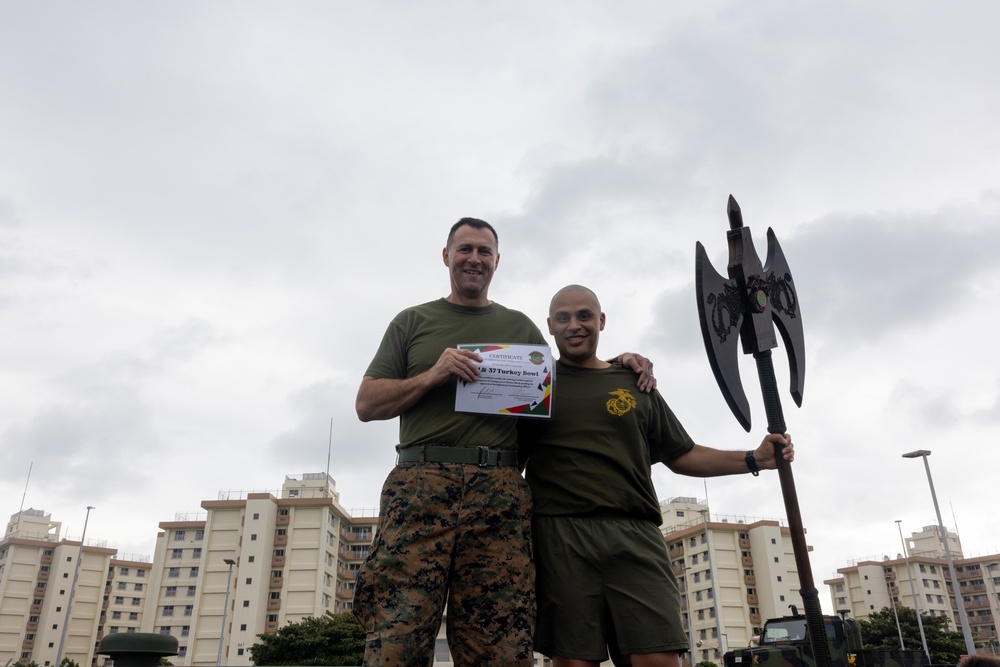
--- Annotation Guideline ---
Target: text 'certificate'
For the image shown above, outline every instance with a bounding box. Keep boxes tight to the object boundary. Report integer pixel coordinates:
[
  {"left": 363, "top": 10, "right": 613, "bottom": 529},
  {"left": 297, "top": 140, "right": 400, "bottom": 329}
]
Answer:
[{"left": 455, "top": 344, "right": 553, "bottom": 418}]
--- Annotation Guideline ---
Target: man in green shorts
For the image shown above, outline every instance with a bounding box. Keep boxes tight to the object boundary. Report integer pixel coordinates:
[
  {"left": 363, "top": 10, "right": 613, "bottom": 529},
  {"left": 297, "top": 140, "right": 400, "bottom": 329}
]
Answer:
[
  {"left": 518, "top": 284, "right": 794, "bottom": 667},
  {"left": 353, "top": 222, "right": 653, "bottom": 667}
]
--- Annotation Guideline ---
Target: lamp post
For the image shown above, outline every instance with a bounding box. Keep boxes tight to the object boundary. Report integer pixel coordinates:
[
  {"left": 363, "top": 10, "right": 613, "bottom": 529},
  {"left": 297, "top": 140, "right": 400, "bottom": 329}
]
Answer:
[
  {"left": 217, "top": 558, "right": 236, "bottom": 667},
  {"left": 902, "top": 449, "right": 975, "bottom": 655},
  {"left": 896, "top": 519, "right": 930, "bottom": 663},
  {"left": 56, "top": 505, "right": 94, "bottom": 667}
]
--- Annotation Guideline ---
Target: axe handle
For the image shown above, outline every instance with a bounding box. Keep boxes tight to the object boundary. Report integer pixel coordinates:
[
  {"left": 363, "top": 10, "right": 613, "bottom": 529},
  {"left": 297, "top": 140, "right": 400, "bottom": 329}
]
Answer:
[{"left": 754, "top": 350, "right": 833, "bottom": 667}]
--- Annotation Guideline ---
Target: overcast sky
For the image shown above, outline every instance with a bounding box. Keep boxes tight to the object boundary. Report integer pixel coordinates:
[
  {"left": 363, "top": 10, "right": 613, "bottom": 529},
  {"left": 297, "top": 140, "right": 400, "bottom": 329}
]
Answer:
[{"left": 2, "top": 2, "right": 998, "bottom": 613}]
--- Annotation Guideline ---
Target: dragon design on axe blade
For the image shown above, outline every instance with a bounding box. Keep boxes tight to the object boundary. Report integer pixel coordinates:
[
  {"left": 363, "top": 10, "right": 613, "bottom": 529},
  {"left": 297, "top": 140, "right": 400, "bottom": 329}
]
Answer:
[{"left": 695, "top": 195, "right": 805, "bottom": 432}]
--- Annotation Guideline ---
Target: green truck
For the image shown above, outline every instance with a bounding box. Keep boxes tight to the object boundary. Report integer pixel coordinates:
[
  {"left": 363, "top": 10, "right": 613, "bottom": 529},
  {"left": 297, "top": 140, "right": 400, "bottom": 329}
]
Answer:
[{"left": 723, "top": 611, "right": 927, "bottom": 667}]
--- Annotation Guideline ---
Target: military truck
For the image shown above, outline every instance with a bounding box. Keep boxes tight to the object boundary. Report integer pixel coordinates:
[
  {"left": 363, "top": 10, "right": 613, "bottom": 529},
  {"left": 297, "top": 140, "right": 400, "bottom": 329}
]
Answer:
[{"left": 723, "top": 610, "right": 926, "bottom": 667}]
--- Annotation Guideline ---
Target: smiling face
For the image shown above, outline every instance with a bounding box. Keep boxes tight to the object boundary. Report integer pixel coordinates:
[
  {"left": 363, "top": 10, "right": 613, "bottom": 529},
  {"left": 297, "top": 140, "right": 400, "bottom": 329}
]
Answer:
[
  {"left": 443, "top": 223, "right": 500, "bottom": 306},
  {"left": 547, "top": 285, "right": 606, "bottom": 367}
]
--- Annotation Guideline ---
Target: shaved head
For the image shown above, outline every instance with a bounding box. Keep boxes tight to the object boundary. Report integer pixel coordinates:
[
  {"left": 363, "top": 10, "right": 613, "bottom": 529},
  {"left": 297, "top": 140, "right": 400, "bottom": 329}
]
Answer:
[{"left": 549, "top": 284, "right": 601, "bottom": 317}]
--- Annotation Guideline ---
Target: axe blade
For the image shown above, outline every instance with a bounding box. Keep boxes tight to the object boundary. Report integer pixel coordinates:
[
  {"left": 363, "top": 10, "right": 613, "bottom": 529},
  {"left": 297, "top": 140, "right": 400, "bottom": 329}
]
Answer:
[
  {"left": 763, "top": 228, "right": 806, "bottom": 407},
  {"left": 695, "top": 241, "right": 753, "bottom": 431}
]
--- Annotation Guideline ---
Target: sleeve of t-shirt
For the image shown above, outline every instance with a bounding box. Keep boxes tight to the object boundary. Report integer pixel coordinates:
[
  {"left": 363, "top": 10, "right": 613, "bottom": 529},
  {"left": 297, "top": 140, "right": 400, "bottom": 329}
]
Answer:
[
  {"left": 363, "top": 317, "right": 408, "bottom": 380},
  {"left": 646, "top": 390, "right": 696, "bottom": 465}
]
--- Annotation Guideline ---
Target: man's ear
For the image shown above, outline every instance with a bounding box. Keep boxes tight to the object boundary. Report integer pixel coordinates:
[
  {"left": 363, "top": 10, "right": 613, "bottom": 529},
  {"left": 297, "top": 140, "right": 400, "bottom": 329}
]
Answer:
[
  {"left": 546, "top": 317, "right": 554, "bottom": 336},
  {"left": 599, "top": 312, "right": 606, "bottom": 331},
  {"left": 442, "top": 246, "right": 449, "bottom": 266}
]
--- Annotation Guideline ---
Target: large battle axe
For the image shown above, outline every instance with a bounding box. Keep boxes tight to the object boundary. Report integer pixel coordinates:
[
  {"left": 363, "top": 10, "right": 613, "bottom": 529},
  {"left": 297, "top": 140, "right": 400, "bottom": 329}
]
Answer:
[{"left": 695, "top": 195, "right": 831, "bottom": 667}]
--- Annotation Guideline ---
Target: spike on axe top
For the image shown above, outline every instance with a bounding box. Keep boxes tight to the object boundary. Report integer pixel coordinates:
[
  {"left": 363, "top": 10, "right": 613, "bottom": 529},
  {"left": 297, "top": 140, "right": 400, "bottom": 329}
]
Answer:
[{"left": 694, "top": 195, "right": 806, "bottom": 431}]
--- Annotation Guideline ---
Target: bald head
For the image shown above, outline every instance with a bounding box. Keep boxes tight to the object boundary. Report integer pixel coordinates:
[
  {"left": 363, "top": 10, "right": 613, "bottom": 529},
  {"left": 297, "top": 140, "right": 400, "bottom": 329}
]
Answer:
[{"left": 548, "top": 284, "right": 601, "bottom": 317}]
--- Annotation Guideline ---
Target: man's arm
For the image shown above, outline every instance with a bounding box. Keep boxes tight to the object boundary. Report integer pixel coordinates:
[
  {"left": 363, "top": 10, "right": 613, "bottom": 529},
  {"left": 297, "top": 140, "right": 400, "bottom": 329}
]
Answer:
[
  {"left": 665, "top": 433, "right": 793, "bottom": 477},
  {"left": 355, "top": 347, "right": 483, "bottom": 421}
]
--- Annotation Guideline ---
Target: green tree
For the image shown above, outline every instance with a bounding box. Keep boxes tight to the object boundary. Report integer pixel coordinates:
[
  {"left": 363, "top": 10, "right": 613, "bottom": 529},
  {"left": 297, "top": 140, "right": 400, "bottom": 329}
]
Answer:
[
  {"left": 249, "top": 611, "right": 365, "bottom": 666},
  {"left": 59, "top": 659, "right": 81, "bottom": 667},
  {"left": 697, "top": 660, "right": 719, "bottom": 667},
  {"left": 857, "top": 606, "right": 966, "bottom": 665}
]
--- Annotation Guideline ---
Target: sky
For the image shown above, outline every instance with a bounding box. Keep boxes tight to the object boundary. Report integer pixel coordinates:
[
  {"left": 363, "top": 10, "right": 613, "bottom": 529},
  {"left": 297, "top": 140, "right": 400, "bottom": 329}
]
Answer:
[{"left": 2, "top": 2, "right": 998, "bottom": 614}]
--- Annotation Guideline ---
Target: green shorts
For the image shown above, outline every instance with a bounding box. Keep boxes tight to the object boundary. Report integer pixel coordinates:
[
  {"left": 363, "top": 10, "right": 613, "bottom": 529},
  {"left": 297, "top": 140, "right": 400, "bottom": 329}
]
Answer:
[{"left": 533, "top": 515, "right": 689, "bottom": 662}]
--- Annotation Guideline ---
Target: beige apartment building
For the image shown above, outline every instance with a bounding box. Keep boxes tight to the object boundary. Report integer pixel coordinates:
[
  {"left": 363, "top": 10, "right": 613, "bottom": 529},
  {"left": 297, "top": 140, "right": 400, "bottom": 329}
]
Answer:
[
  {"left": 0, "top": 472, "right": 377, "bottom": 667},
  {"left": 659, "top": 497, "right": 803, "bottom": 666},
  {"left": 824, "top": 526, "right": 1000, "bottom": 652}
]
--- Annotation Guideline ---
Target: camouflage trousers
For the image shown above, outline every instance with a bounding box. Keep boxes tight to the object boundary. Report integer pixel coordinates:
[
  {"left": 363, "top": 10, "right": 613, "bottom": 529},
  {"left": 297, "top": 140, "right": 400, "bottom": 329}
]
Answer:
[{"left": 353, "top": 461, "right": 535, "bottom": 667}]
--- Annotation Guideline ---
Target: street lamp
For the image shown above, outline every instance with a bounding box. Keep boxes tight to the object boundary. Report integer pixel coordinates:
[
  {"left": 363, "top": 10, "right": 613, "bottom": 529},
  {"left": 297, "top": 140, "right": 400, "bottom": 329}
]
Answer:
[
  {"left": 56, "top": 505, "right": 94, "bottom": 667},
  {"left": 217, "top": 558, "right": 237, "bottom": 667},
  {"left": 896, "top": 519, "right": 930, "bottom": 663},
  {"left": 902, "top": 449, "right": 975, "bottom": 655}
]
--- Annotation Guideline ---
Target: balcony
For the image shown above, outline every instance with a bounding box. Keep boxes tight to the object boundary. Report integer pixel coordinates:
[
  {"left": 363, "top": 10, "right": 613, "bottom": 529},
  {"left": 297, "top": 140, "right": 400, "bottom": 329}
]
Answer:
[
  {"left": 739, "top": 538, "right": 751, "bottom": 549},
  {"left": 33, "top": 587, "right": 46, "bottom": 598},
  {"left": 747, "top": 594, "right": 759, "bottom": 604},
  {"left": 25, "top": 622, "right": 38, "bottom": 631},
  {"left": 30, "top": 604, "right": 42, "bottom": 614},
  {"left": 267, "top": 599, "right": 282, "bottom": 610},
  {"left": 272, "top": 555, "right": 286, "bottom": 567},
  {"left": 270, "top": 577, "right": 283, "bottom": 588},
  {"left": 265, "top": 622, "right": 279, "bottom": 633},
  {"left": 41, "top": 552, "right": 53, "bottom": 563},
  {"left": 276, "top": 514, "right": 290, "bottom": 525},
  {"left": 36, "top": 570, "right": 49, "bottom": 581},
  {"left": 741, "top": 556, "right": 754, "bottom": 567},
  {"left": 744, "top": 575, "right": 756, "bottom": 586},
  {"left": 22, "top": 639, "right": 34, "bottom": 649},
  {"left": 274, "top": 534, "right": 288, "bottom": 546},
  {"left": 749, "top": 613, "right": 762, "bottom": 625}
]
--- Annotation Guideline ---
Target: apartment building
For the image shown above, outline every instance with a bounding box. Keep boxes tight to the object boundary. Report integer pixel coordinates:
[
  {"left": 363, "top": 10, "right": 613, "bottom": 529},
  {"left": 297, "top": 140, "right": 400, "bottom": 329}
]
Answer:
[
  {"left": 0, "top": 472, "right": 377, "bottom": 667},
  {"left": 824, "top": 526, "right": 999, "bottom": 652},
  {"left": 143, "top": 472, "right": 377, "bottom": 665},
  {"left": 0, "top": 508, "right": 120, "bottom": 667},
  {"left": 660, "top": 497, "right": 802, "bottom": 666}
]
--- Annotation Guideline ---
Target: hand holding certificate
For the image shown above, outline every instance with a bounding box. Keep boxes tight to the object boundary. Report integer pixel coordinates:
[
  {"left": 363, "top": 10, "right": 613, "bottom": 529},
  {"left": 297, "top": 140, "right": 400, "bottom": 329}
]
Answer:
[{"left": 455, "top": 343, "right": 553, "bottom": 418}]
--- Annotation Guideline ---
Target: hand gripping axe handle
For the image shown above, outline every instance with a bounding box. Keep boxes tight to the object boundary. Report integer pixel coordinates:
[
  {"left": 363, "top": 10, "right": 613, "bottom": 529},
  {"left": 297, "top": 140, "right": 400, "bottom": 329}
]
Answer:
[{"left": 695, "top": 195, "right": 831, "bottom": 667}]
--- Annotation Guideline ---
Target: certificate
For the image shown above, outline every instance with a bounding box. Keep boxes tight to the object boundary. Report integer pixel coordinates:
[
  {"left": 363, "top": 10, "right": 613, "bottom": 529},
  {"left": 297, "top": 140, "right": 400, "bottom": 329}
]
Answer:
[{"left": 455, "top": 343, "right": 553, "bottom": 418}]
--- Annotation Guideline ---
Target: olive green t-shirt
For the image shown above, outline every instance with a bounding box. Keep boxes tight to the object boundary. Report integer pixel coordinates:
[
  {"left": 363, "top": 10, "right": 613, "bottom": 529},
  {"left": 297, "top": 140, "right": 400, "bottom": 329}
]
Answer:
[
  {"left": 365, "top": 298, "right": 546, "bottom": 451},
  {"left": 519, "top": 361, "right": 695, "bottom": 524}
]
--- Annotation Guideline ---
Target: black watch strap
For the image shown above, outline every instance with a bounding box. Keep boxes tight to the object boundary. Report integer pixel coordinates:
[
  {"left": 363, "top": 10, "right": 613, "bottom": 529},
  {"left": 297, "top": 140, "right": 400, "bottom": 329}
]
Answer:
[{"left": 745, "top": 450, "right": 760, "bottom": 476}]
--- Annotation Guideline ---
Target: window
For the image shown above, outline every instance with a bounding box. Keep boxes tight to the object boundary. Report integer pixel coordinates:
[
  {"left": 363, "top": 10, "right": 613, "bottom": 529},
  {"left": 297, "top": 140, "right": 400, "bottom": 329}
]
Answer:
[
  {"left": 178, "top": 646, "right": 187, "bottom": 657},
  {"left": 129, "top": 612, "right": 138, "bottom": 621},
  {"left": 132, "top": 598, "right": 141, "bottom": 606},
  {"left": 237, "top": 649, "right": 245, "bottom": 656},
  {"left": 184, "top": 606, "right": 193, "bottom": 616},
  {"left": 251, "top": 533, "right": 258, "bottom": 541},
  {"left": 166, "top": 587, "right": 177, "bottom": 597},
  {"left": 693, "top": 573, "right": 701, "bottom": 583},
  {"left": 118, "top": 582, "right": 127, "bottom": 590},
  {"left": 774, "top": 557, "right": 779, "bottom": 563},
  {"left": 246, "top": 578, "right": 253, "bottom": 585},
  {"left": 134, "top": 583, "right": 143, "bottom": 591},
  {"left": 109, "top": 627, "right": 119, "bottom": 634},
  {"left": 181, "top": 626, "right": 190, "bottom": 636},
  {"left": 171, "top": 549, "right": 183, "bottom": 559},
  {"left": 248, "top": 555, "right": 255, "bottom": 563},
  {"left": 253, "top": 513, "right": 260, "bottom": 520},
  {"left": 194, "top": 530, "right": 204, "bottom": 540},
  {"left": 120, "top": 567, "right": 130, "bottom": 576},
  {"left": 267, "top": 614, "right": 278, "bottom": 622},
  {"left": 192, "top": 548, "right": 202, "bottom": 559},
  {"left": 175, "top": 530, "right": 186, "bottom": 541},
  {"left": 777, "top": 576, "right": 782, "bottom": 582},
  {"left": 771, "top": 538, "right": 777, "bottom": 544},
  {"left": 115, "top": 596, "right": 125, "bottom": 604},
  {"left": 190, "top": 567, "right": 199, "bottom": 577},
  {"left": 137, "top": 569, "right": 146, "bottom": 578},
  {"left": 112, "top": 612, "right": 122, "bottom": 620},
  {"left": 240, "top": 624, "right": 247, "bottom": 631},
  {"left": 243, "top": 600, "right": 250, "bottom": 607},
  {"left": 168, "top": 568, "right": 180, "bottom": 578},
  {"left": 163, "top": 606, "right": 174, "bottom": 617},
  {"left": 187, "top": 586, "right": 196, "bottom": 597},
  {"left": 692, "top": 554, "right": 699, "bottom": 565},
  {"left": 160, "top": 626, "right": 171, "bottom": 635}
]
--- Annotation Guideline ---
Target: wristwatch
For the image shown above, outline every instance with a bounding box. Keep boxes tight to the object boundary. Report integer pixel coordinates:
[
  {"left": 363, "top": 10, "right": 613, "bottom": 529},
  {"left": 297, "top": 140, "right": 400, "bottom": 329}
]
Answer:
[{"left": 745, "top": 450, "right": 760, "bottom": 476}]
